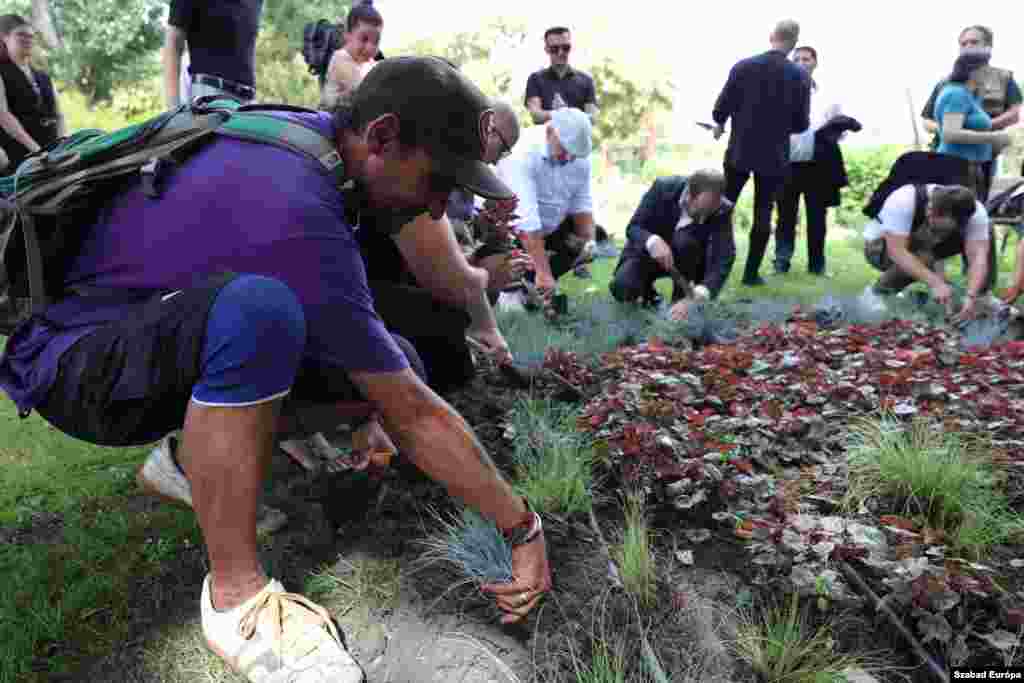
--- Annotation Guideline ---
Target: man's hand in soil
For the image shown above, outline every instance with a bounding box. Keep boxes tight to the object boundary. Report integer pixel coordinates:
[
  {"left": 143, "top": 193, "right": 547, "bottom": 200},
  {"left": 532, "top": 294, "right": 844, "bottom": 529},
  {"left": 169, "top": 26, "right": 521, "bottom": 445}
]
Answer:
[
  {"left": 646, "top": 235, "right": 675, "bottom": 273},
  {"left": 1003, "top": 286, "right": 1022, "bottom": 305},
  {"left": 951, "top": 294, "right": 979, "bottom": 325},
  {"left": 669, "top": 299, "right": 692, "bottom": 321},
  {"left": 481, "top": 533, "right": 552, "bottom": 624},
  {"left": 930, "top": 280, "right": 955, "bottom": 314},
  {"left": 467, "top": 326, "right": 513, "bottom": 366}
]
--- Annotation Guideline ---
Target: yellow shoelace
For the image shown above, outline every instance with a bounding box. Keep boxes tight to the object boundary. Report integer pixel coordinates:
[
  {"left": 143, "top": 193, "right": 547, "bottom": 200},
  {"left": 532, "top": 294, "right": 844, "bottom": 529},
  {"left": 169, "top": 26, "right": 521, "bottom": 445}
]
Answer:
[{"left": 238, "top": 589, "right": 343, "bottom": 662}]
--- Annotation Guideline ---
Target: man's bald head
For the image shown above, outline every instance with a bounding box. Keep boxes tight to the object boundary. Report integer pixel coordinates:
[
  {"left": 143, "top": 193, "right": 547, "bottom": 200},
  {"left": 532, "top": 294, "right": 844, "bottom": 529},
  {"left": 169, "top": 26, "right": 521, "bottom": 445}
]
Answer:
[{"left": 484, "top": 100, "right": 521, "bottom": 163}]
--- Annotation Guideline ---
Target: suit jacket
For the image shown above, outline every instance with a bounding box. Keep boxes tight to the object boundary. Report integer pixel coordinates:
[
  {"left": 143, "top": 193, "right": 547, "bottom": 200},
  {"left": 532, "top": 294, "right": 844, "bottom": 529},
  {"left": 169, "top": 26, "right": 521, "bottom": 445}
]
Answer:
[
  {"left": 713, "top": 50, "right": 811, "bottom": 176},
  {"left": 812, "top": 114, "right": 863, "bottom": 208},
  {"left": 620, "top": 176, "right": 736, "bottom": 299}
]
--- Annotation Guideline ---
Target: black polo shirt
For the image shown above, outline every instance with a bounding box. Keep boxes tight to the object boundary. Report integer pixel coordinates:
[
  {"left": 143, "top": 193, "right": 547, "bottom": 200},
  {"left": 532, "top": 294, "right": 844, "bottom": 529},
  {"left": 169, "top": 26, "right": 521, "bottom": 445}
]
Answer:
[
  {"left": 170, "top": 0, "right": 264, "bottom": 87},
  {"left": 524, "top": 66, "right": 597, "bottom": 112}
]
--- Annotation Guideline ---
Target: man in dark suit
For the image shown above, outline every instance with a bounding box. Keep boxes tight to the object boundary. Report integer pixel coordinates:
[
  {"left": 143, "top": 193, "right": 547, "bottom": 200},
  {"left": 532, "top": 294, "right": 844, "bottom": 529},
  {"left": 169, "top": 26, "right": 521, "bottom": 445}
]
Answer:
[
  {"left": 711, "top": 19, "right": 811, "bottom": 286},
  {"left": 610, "top": 170, "right": 736, "bottom": 321}
]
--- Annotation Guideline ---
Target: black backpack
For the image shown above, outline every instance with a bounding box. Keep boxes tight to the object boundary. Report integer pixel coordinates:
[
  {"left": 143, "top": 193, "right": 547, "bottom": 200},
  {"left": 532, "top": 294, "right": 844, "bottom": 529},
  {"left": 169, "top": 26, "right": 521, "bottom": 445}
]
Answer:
[
  {"left": 862, "top": 151, "right": 972, "bottom": 221},
  {"left": 302, "top": 20, "right": 343, "bottom": 80}
]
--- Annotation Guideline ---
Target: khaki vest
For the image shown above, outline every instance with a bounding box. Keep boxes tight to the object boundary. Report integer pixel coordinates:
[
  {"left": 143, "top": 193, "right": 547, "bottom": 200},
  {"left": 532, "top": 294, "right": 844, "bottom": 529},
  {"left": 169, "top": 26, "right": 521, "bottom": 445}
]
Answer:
[{"left": 974, "top": 65, "right": 1013, "bottom": 118}]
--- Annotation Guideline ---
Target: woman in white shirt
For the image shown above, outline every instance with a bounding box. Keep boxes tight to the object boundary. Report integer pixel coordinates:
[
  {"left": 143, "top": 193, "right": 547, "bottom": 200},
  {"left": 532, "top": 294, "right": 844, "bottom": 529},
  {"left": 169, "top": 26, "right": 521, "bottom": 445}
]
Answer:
[{"left": 774, "top": 46, "right": 842, "bottom": 276}]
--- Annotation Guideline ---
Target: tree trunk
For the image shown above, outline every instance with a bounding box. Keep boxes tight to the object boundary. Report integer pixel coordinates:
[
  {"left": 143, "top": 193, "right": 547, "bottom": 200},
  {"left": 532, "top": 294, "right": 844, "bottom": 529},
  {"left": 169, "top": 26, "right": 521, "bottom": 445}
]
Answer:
[{"left": 31, "top": 0, "right": 63, "bottom": 52}]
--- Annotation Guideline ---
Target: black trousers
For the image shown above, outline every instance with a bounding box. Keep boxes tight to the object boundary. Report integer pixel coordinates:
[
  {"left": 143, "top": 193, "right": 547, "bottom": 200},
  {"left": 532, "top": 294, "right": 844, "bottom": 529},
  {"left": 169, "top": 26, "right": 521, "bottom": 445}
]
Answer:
[
  {"left": 367, "top": 281, "right": 475, "bottom": 395},
  {"left": 775, "top": 161, "right": 829, "bottom": 274},
  {"left": 610, "top": 232, "right": 706, "bottom": 304},
  {"left": 724, "top": 164, "right": 786, "bottom": 281}
]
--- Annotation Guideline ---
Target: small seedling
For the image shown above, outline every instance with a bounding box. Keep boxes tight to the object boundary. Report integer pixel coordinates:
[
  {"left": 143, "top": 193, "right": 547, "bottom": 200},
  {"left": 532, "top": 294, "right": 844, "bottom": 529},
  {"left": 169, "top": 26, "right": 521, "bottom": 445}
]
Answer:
[
  {"left": 614, "top": 492, "right": 656, "bottom": 609},
  {"left": 734, "top": 592, "right": 881, "bottom": 683}
]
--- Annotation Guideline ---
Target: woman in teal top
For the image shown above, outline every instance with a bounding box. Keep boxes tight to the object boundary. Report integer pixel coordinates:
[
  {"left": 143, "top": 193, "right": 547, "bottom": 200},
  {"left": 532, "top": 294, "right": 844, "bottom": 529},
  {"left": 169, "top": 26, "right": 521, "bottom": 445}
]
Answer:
[{"left": 936, "top": 49, "right": 1012, "bottom": 199}]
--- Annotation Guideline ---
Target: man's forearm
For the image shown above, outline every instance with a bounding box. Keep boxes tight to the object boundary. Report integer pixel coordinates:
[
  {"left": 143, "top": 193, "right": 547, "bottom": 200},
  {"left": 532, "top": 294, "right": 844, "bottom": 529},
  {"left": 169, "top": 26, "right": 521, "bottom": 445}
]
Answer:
[
  {"left": 0, "top": 112, "right": 37, "bottom": 151},
  {"left": 964, "top": 241, "right": 990, "bottom": 296},
  {"left": 464, "top": 269, "right": 501, "bottom": 335},
  {"left": 521, "top": 231, "right": 554, "bottom": 280},
  {"left": 990, "top": 107, "right": 1020, "bottom": 131},
  {"left": 889, "top": 246, "right": 945, "bottom": 289},
  {"left": 374, "top": 380, "right": 527, "bottom": 530}
]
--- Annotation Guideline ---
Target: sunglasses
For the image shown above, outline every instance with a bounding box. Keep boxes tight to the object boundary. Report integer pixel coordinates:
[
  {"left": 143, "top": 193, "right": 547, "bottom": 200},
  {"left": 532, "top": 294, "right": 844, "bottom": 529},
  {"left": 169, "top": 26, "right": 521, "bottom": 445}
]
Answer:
[
  {"left": 546, "top": 44, "right": 571, "bottom": 55},
  {"left": 491, "top": 124, "right": 512, "bottom": 160}
]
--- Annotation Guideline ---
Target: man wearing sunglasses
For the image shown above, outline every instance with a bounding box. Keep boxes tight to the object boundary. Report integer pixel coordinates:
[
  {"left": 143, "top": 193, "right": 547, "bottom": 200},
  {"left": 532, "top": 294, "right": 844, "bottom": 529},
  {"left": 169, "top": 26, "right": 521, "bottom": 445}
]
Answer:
[{"left": 525, "top": 26, "right": 599, "bottom": 125}]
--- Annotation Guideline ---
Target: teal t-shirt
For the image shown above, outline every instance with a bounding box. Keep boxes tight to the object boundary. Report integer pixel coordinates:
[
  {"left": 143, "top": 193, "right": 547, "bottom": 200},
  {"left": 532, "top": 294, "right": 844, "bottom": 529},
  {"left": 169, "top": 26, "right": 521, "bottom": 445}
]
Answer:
[{"left": 936, "top": 83, "right": 992, "bottom": 162}]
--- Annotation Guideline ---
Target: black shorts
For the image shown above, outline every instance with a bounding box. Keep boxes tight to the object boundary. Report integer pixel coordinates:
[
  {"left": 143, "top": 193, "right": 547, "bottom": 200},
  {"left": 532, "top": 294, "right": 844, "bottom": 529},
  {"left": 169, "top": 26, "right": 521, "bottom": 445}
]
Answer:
[{"left": 36, "top": 274, "right": 372, "bottom": 448}]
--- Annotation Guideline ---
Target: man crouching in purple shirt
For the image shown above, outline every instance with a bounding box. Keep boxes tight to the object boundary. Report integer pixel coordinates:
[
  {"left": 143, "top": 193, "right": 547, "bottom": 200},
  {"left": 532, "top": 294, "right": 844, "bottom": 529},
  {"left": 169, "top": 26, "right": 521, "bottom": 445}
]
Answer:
[{"left": 0, "top": 57, "right": 551, "bottom": 683}]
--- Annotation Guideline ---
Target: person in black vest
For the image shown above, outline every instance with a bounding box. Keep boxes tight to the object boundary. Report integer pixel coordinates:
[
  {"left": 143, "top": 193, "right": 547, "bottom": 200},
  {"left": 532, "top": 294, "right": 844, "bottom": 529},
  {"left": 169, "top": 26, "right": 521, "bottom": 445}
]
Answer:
[
  {"left": 711, "top": 19, "right": 811, "bottom": 286},
  {"left": 524, "top": 26, "right": 599, "bottom": 124},
  {"left": 0, "top": 15, "right": 63, "bottom": 172},
  {"left": 610, "top": 169, "right": 736, "bottom": 320},
  {"left": 162, "top": 0, "right": 265, "bottom": 108}
]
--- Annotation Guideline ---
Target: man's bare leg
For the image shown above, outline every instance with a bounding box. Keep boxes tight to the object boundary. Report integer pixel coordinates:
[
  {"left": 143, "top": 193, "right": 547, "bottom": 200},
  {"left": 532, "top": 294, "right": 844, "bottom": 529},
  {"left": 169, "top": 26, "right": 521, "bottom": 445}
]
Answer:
[{"left": 178, "top": 398, "right": 281, "bottom": 610}]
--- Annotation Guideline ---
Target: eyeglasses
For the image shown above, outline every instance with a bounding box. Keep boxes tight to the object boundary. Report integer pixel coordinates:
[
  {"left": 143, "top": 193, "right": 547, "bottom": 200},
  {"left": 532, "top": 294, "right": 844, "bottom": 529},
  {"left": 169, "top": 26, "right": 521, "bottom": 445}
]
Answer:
[
  {"left": 12, "top": 32, "right": 35, "bottom": 41},
  {"left": 546, "top": 44, "right": 571, "bottom": 55},
  {"left": 491, "top": 124, "right": 512, "bottom": 160}
]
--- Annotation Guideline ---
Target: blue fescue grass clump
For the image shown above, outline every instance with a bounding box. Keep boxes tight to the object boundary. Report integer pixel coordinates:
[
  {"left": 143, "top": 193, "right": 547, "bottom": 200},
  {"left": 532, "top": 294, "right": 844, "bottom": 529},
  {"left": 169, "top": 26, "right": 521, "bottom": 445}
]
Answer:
[
  {"left": 567, "top": 299, "right": 661, "bottom": 354},
  {"left": 958, "top": 314, "right": 1012, "bottom": 349},
  {"left": 418, "top": 508, "right": 514, "bottom": 585},
  {"left": 498, "top": 309, "right": 581, "bottom": 367},
  {"left": 507, "top": 397, "right": 593, "bottom": 515}
]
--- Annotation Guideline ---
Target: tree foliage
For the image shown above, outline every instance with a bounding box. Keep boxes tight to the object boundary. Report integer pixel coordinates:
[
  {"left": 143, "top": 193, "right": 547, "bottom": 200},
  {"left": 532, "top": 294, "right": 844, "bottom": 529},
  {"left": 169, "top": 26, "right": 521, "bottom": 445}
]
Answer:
[
  {"left": 397, "top": 18, "right": 674, "bottom": 150},
  {"left": 35, "top": 0, "right": 163, "bottom": 104},
  {"left": 261, "top": 0, "right": 352, "bottom": 45},
  {"left": 589, "top": 58, "right": 673, "bottom": 150}
]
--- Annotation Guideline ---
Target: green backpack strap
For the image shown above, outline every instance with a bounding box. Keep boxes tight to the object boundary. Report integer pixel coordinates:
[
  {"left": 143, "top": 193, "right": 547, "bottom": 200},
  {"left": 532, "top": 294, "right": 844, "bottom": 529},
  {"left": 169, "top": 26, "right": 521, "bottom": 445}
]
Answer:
[{"left": 215, "top": 109, "right": 345, "bottom": 185}]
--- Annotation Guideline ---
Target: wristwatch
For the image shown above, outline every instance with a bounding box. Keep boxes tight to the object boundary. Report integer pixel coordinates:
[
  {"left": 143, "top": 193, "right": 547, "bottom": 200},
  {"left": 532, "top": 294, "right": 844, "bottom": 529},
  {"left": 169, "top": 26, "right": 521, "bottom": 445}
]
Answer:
[{"left": 501, "top": 499, "right": 543, "bottom": 547}]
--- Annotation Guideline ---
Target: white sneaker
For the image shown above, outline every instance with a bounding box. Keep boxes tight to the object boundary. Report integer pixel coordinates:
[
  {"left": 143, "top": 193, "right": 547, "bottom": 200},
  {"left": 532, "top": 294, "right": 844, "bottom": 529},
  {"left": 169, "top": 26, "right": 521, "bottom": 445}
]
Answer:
[
  {"left": 138, "top": 433, "right": 289, "bottom": 537},
  {"left": 201, "top": 575, "right": 365, "bottom": 682}
]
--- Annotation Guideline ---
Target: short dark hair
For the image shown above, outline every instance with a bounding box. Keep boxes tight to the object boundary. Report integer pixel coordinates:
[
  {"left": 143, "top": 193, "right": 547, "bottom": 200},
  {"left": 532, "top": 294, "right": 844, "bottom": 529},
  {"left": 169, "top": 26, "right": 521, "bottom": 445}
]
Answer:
[
  {"left": 544, "top": 27, "right": 570, "bottom": 42},
  {"left": 959, "top": 25, "right": 993, "bottom": 47},
  {"left": 794, "top": 45, "right": 817, "bottom": 61},
  {"left": 930, "top": 185, "right": 977, "bottom": 226},
  {"left": 346, "top": 1, "right": 383, "bottom": 32},
  {"left": 688, "top": 169, "right": 726, "bottom": 197}
]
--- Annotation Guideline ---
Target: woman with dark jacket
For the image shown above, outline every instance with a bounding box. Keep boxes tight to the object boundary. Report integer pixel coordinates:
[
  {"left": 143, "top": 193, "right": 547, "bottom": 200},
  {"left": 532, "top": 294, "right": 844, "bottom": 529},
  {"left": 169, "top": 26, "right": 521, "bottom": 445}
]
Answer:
[{"left": 0, "top": 14, "right": 63, "bottom": 172}]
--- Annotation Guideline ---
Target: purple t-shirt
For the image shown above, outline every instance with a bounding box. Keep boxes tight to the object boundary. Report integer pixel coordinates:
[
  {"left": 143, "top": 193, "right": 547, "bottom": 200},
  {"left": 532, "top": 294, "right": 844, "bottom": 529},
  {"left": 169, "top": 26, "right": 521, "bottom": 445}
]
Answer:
[{"left": 0, "top": 112, "right": 408, "bottom": 414}]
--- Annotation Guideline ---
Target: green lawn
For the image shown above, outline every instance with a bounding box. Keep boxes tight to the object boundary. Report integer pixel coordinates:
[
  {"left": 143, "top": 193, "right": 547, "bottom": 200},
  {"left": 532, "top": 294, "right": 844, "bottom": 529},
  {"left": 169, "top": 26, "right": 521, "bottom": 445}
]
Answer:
[{"left": 0, "top": 221, "right": 1020, "bottom": 682}]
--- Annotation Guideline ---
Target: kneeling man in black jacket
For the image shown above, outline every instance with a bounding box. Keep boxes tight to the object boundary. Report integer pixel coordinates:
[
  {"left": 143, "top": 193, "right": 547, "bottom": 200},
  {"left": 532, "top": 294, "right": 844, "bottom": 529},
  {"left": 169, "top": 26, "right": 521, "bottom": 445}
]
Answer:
[{"left": 610, "top": 170, "right": 736, "bottom": 320}]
